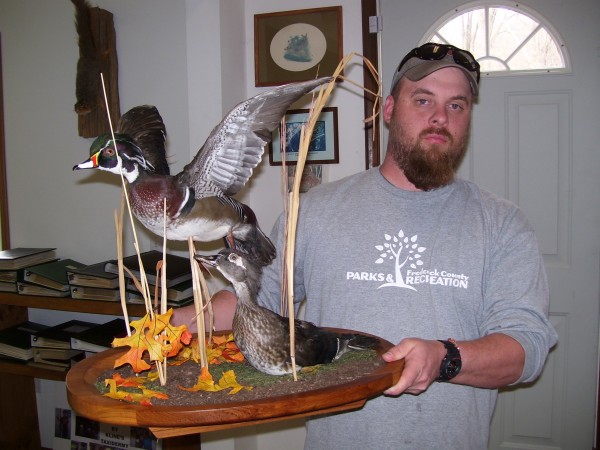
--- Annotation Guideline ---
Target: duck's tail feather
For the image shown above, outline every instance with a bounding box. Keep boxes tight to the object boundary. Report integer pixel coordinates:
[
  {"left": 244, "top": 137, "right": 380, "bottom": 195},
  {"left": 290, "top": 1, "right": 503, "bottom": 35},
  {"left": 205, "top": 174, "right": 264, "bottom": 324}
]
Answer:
[
  {"left": 247, "top": 223, "right": 277, "bottom": 266},
  {"left": 335, "top": 333, "right": 379, "bottom": 360}
]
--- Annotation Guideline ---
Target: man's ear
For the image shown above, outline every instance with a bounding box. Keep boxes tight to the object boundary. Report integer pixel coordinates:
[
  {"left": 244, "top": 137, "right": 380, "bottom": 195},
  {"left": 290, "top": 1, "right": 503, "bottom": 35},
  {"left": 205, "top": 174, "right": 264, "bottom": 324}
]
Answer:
[{"left": 383, "top": 95, "right": 395, "bottom": 124}]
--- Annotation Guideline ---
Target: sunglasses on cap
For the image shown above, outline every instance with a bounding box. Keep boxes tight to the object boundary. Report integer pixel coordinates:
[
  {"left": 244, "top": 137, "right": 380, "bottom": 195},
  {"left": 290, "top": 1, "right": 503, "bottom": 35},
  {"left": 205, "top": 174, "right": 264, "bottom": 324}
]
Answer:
[{"left": 398, "top": 43, "right": 481, "bottom": 83}]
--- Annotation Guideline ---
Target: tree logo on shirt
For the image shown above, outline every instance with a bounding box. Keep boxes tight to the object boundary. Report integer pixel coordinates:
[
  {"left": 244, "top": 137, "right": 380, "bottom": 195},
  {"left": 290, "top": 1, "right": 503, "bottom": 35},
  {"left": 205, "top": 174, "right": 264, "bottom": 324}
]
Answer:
[{"left": 374, "top": 229, "right": 425, "bottom": 290}]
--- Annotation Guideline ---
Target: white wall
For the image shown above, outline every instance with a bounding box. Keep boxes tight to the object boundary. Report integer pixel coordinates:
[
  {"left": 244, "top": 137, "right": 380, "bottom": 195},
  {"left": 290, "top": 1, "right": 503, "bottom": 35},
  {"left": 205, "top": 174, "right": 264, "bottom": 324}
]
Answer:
[
  {"left": 242, "top": 0, "right": 367, "bottom": 234},
  {"left": 0, "top": 0, "right": 191, "bottom": 262},
  {"left": 0, "top": 0, "right": 365, "bottom": 448}
]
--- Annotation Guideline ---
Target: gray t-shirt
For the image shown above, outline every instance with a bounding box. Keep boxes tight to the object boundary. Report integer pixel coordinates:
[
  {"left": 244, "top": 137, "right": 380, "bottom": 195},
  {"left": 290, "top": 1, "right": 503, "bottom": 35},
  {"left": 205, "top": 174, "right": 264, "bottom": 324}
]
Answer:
[{"left": 257, "top": 167, "right": 557, "bottom": 450}]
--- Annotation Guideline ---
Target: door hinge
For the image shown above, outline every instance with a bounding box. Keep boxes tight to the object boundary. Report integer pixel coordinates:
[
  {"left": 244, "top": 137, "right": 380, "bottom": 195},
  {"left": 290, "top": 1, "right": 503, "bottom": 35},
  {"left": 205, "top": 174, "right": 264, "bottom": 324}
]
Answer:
[{"left": 369, "top": 15, "right": 382, "bottom": 33}]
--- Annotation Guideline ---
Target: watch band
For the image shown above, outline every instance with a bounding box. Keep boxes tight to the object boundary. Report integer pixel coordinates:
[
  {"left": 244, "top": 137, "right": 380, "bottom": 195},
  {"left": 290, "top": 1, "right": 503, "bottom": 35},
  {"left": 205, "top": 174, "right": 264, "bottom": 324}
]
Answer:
[{"left": 436, "top": 338, "right": 462, "bottom": 382}]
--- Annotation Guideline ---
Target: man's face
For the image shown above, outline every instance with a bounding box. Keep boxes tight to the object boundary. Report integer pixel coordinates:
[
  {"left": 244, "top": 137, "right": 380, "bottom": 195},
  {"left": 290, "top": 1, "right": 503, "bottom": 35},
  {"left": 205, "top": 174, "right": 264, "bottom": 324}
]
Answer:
[{"left": 383, "top": 66, "right": 474, "bottom": 190}]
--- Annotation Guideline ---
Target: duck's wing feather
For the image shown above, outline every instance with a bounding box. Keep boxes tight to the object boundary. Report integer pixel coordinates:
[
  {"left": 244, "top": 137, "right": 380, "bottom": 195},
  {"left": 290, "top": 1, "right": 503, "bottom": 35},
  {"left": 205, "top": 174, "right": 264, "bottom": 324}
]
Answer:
[
  {"left": 117, "top": 105, "right": 170, "bottom": 175},
  {"left": 177, "top": 77, "right": 333, "bottom": 197}
]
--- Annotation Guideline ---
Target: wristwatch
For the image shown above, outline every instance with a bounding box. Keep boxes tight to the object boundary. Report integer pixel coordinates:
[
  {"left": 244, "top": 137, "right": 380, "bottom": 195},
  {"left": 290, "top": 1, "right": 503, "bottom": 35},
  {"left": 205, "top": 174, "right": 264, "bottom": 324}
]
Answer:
[{"left": 436, "top": 339, "right": 462, "bottom": 382}]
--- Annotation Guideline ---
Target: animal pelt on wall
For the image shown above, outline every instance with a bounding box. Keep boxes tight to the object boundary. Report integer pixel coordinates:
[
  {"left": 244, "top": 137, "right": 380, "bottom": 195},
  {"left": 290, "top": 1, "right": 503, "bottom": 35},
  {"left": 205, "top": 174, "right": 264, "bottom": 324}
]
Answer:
[{"left": 71, "top": 0, "right": 101, "bottom": 115}]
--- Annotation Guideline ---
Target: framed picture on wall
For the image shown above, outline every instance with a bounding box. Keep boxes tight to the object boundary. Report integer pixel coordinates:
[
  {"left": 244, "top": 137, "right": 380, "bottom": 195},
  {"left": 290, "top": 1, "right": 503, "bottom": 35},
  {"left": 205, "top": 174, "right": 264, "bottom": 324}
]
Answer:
[
  {"left": 254, "top": 6, "right": 343, "bottom": 86},
  {"left": 269, "top": 107, "right": 339, "bottom": 165}
]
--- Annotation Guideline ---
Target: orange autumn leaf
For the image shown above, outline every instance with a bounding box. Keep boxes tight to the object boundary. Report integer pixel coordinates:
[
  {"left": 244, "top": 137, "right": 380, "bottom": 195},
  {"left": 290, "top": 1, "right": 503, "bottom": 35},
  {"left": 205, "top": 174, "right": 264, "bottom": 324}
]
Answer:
[
  {"left": 168, "top": 336, "right": 200, "bottom": 365},
  {"left": 111, "top": 314, "right": 164, "bottom": 372},
  {"left": 211, "top": 334, "right": 232, "bottom": 345},
  {"left": 114, "top": 343, "right": 153, "bottom": 372},
  {"left": 111, "top": 309, "right": 191, "bottom": 373},
  {"left": 206, "top": 344, "right": 224, "bottom": 365},
  {"left": 168, "top": 352, "right": 191, "bottom": 366},
  {"left": 156, "top": 322, "right": 192, "bottom": 358},
  {"left": 206, "top": 333, "right": 245, "bottom": 364},
  {"left": 111, "top": 372, "right": 146, "bottom": 388},
  {"left": 221, "top": 342, "right": 245, "bottom": 363},
  {"left": 167, "top": 333, "right": 244, "bottom": 366},
  {"left": 103, "top": 378, "right": 169, "bottom": 405}
]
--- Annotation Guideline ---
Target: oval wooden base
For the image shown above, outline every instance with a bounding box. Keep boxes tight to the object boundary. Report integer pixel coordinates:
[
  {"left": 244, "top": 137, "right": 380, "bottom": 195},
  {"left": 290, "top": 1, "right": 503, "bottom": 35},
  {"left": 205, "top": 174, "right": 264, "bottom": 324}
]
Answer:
[{"left": 66, "top": 330, "right": 404, "bottom": 438}]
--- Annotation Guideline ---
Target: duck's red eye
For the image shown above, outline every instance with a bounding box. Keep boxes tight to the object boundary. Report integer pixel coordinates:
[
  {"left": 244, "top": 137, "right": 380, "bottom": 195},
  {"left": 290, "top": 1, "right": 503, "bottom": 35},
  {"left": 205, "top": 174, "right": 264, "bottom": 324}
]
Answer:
[{"left": 105, "top": 148, "right": 115, "bottom": 156}]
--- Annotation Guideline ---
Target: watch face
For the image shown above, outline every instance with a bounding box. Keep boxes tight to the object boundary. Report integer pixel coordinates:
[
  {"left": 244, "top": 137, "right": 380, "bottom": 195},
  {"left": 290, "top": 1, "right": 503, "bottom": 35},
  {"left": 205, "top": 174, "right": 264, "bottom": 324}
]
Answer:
[
  {"left": 446, "top": 358, "right": 461, "bottom": 376},
  {"left": 437, "top": 340, "right": 462, "bottom": 382}
]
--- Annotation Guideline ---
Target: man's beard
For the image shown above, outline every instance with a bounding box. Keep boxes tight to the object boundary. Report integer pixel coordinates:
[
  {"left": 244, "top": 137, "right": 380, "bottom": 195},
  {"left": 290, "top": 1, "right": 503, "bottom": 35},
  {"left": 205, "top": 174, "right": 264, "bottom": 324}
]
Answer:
[{"left": 388, "top": 121, "right": 469, "bottom": 191}]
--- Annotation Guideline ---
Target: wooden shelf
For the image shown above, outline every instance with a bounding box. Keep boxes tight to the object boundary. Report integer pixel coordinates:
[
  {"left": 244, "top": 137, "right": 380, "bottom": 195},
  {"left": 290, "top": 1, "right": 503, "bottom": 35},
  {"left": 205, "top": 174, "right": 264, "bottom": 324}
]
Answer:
[
  {"left": 0, "top": 292, "right": 148, "bottom": 383},
  {"left": 0, "top": 292, "right": 203, "bottom": 450},
  {"left": 0, "top": 292, "right": 147, "bottom": 316}
]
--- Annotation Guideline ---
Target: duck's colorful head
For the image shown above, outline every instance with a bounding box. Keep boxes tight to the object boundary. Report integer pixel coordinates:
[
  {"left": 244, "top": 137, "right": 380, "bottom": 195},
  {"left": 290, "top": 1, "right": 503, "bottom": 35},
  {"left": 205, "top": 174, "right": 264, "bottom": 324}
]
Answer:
[{"left": 73, "top": 133, "right": 155, "bottom": 182}]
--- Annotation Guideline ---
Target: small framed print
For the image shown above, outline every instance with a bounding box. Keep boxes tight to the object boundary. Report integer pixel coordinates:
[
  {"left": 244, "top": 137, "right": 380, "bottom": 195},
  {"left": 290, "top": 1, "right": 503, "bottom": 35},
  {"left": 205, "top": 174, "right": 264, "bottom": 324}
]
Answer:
[
  {"left": 254, "top": 6, "right": 343, "bottom": 86},
  {"left": 269, "top": 107, "right": 339, "bottom": 166}
]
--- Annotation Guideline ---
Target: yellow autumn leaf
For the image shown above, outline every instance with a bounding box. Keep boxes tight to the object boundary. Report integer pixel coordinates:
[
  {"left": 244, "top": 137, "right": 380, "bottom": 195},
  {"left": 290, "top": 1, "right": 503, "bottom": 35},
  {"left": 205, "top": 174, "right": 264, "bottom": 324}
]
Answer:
[
  {"left": 146, "top": 370, "right": 160, "bottom": 382},
  {"left": 180, "top": 366, "right": 251, "bottom": 394},
  {"left": 219, "top": 369, "right": 253, "bottom": 395}
]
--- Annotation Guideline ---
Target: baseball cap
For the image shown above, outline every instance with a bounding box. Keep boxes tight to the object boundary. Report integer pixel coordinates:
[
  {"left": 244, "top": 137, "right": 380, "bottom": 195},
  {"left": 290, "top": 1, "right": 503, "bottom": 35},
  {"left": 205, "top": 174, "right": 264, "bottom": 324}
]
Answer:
[{"left": 390, "top": 43, "right": 480, "bottom": 96}]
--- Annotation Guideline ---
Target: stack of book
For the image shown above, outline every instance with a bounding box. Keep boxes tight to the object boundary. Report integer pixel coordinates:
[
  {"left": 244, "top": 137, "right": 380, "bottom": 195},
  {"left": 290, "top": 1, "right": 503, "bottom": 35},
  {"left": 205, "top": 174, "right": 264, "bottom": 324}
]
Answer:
[
  {"left": 69, "top": 318, "right": 130, "bottom": 353},
  {"left": 0, "top": 270, "right": 19, "bottom": 293},
  {"left": 0, "top": 318, "right": 132, "bottom": 371},
  {"left": 28, "top": 320, "right": 95, "bottom": 370},
  {"left": 0, "top": 248, "right": 58, "bottom": 293},
  {"left": 67, "top": 261, "right": 122, "bottom": 301},
  {"left": 18, "top": 258, "right": 85, "bottom": 297},
  {"left": 67, "top": 250, "right": 195, "bottom": 307},
  {"left": 0, "top": 321, "right": 51, "bottom": 361},
  {"left": 126, "top": 278, "right": 195, "bottom": 308},
  {"left": 115, "top": 251, "right": 195, "bottom": 307},
  {"left": 0, "top": 320, "right": 92, "bottom": 371},
  {"left": 104, "top": 251, "right": 193, "bottom": 288}
]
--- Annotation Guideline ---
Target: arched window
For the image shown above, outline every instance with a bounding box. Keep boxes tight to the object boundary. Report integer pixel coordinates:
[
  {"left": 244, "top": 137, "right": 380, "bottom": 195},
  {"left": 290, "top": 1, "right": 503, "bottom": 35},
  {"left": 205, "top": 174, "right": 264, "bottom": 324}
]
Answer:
[{"left": 422, "top": 1, "right": 570, "bottom": 76}]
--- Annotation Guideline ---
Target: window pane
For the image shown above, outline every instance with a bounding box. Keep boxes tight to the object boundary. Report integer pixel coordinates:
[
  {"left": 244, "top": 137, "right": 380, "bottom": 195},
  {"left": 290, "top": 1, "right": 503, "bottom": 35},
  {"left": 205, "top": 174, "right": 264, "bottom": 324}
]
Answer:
[
  {"left": 509, "top": 28, "right": 564, "bottom": 70},
  {"left": 426, "top": 4, "right": 567, "bottom": 75},
  {"left": 437, "top": 9, "right": 486, "bottom": 57},
  {"left": 488, "top": 8, "right": 539, "bottom": 60}
]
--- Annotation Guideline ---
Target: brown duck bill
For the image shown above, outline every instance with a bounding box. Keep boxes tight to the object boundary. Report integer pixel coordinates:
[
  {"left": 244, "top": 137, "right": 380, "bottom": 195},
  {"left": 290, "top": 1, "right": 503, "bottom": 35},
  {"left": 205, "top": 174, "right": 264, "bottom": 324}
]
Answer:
[{"left": 195, "top": 253, "right": 219, "bottom": 268}]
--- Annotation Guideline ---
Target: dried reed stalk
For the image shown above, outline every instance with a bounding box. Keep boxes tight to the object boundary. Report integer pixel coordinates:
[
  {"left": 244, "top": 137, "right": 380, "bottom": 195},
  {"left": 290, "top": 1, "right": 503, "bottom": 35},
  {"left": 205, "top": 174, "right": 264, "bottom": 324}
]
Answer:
[
  {"left": 100, "top": 75, "right": 165, "bottom": 385},
  {"left": 188, "top": 237, "right": 211, "bottom": 369},
  {"left": 279, "top": 122, "right": 289, "bottom": 318},
  {"left": 112, "top": 194, "right": 165, "bottom": 384},
  {"left": 114, "top": 195, "right": 130, "bottom": 333},
  {"left": 283, "top": 78, "right": 333, "bottom": 380},
  {"left": 159, "top": 199, "right": 169, "bottom": 314},
  {"left": 101, "top": 74, "right": 153, "bottom": 316},
  {"left": 282, "top": 53, "right": 381, "bottom": 380}
]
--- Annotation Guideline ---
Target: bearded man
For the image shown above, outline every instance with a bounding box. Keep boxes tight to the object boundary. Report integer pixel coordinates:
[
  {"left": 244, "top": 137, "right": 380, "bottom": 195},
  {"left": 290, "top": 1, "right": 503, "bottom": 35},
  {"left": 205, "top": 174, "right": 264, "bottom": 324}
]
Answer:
[{"left": 174, "top": 43, "right": 557, "bottom": 450}]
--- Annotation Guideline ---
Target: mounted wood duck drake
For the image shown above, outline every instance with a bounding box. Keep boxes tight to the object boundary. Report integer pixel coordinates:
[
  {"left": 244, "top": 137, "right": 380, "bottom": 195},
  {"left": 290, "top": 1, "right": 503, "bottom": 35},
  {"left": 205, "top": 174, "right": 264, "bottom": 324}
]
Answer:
[
  {"left": 73, "top": 77, "right": 332, "bottom": 266},
  {"left": 196, "top": 249, "right": 379, "bottom": 376}
]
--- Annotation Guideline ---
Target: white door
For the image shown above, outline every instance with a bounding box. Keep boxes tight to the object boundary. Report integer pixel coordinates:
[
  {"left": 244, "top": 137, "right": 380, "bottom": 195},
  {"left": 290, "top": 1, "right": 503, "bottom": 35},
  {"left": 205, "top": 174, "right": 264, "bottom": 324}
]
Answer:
[{"left": 379, "top": 0, "right": 600, "bottom": 448}]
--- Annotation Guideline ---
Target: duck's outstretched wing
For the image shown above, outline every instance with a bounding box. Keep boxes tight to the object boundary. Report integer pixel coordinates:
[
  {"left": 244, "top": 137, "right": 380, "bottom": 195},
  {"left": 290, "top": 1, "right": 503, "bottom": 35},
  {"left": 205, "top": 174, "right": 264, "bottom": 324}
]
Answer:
[
  {"left": 117, "top": 105, "right": 170, "bottom": 175},
  {"left": 178, "top": 77, "right": 333, "bottom": 197}
]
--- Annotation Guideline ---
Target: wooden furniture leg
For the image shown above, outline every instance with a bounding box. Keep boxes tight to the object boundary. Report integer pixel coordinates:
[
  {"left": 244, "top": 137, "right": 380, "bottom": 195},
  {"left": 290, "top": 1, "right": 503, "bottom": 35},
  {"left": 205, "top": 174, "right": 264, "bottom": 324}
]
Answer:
[{"left": 0, "top": 372, "right": 42, "bottom": 450}]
